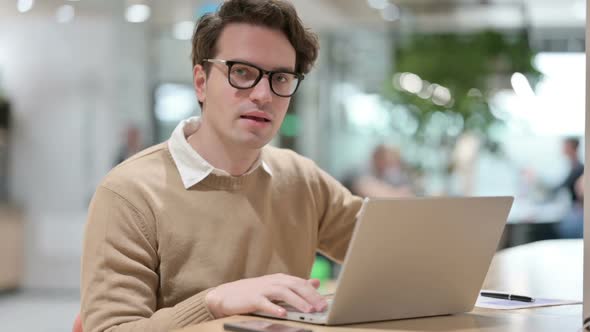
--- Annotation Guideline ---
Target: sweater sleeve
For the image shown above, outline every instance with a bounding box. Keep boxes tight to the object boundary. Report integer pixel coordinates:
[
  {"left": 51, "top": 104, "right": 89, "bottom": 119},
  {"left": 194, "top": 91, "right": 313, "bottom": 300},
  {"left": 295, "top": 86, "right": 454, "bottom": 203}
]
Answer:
[
  {"left": 81, "top": 186, "right": 215, "bottom": 332},
  {"left": 314, "top": 167, "right": 364, "bottom": 264}
]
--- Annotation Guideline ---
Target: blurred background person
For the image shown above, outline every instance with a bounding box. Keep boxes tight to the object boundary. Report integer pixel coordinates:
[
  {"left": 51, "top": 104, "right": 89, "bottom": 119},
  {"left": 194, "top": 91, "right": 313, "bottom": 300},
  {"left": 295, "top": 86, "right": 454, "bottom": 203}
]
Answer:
[
  {"left": 114, "top": 125, "right": 144, "bottom": 166},
  {"left": 348, "top": 144, "right": 415, "bottom": 197},
  {"left": 554, "top": 137, "right": 584, "bottom": 238},
  {"left": 555, "top": 137, "right": 584, "bottom": 203}
]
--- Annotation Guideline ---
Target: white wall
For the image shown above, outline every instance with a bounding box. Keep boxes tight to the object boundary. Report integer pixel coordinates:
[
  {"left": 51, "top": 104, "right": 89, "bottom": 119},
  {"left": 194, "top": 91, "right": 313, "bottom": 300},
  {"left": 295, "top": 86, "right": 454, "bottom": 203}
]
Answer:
[
  {"left": 156, "top": 35, "right": 193, "bottom": 84},
  {"left": 0, "top": 16, "right": 151, "bottom": 289}
]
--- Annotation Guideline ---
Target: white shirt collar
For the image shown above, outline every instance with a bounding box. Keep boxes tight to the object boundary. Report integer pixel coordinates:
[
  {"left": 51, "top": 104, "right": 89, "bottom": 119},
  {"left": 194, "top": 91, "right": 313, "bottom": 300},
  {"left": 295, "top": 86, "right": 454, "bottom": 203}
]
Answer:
[{"left": 168, "top": 116, "right": 273, "bottom": 189}]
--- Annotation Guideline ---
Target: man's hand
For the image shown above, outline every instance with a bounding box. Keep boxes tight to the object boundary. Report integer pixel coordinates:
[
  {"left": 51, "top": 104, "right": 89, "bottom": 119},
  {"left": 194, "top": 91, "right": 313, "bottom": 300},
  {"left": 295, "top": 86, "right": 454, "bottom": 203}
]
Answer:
[{"left": 205, "top": 273, "right": 328, "bottom": 319}]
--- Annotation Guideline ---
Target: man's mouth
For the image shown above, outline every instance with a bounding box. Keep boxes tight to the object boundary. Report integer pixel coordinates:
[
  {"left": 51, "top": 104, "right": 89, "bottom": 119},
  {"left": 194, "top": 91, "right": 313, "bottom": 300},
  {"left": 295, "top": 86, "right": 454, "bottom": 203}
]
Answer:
[{"left": 240, "top": 115, "right": 271, "bottom": 123}]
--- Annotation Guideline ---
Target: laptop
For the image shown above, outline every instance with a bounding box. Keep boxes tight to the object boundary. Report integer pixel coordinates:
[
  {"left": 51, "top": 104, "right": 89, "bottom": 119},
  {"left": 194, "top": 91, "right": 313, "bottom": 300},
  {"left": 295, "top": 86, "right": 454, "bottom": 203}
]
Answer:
[{"left": 256, "top": 196, "right": 513, "bottom": 325}]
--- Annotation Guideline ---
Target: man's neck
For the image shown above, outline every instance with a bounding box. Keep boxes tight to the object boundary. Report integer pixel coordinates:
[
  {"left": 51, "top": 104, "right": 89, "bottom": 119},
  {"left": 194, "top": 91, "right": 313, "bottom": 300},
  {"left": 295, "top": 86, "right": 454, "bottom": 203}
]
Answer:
[{"left": 187, "top": 122, "right": 260, "bottom": 176}]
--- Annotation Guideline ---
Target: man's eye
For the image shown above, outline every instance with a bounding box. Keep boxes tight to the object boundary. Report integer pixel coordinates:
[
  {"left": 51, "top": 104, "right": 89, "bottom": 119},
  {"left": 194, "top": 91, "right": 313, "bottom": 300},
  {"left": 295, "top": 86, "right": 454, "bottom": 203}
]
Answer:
[
  {"left": 233, "top": 68, "right": 248, "bottom": 76},
  {"left": 274, "top": 74, "right": 289, "bottom": 83}
]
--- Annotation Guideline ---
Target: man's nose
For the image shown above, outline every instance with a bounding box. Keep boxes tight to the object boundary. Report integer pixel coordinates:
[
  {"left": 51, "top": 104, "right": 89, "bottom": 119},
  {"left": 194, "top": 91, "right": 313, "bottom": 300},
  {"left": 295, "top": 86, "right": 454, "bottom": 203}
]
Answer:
[{"left": 249, "top": 75, "right": 273, "bottom": 104}]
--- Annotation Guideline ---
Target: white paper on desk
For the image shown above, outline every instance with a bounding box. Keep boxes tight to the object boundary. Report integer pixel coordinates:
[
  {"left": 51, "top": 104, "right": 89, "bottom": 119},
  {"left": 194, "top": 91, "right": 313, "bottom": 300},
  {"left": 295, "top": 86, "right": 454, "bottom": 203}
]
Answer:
[{"left": 475, "top": 295, "right": 581, "bottom": 310}]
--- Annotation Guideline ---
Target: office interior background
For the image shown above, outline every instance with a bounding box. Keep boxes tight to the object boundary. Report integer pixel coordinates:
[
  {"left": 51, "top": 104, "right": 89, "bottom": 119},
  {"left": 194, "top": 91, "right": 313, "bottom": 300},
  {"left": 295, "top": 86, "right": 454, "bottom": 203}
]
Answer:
[{"left": 0, "top": 0, "right": 585, "bottom": 330}]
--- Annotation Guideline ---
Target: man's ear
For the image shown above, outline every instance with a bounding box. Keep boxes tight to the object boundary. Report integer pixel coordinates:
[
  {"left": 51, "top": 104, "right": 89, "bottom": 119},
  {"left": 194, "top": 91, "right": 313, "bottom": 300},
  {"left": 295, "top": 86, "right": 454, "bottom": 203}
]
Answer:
[{"left": 194, "top": 64, "right": 207, "bottom": 103}]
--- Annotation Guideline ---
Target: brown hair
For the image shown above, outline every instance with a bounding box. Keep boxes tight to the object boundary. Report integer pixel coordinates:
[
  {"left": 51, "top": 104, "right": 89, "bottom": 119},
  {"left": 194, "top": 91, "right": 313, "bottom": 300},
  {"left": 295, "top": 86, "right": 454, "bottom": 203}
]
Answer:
[
  {"left": 565, "top": 137, "right": 580, "bottom": 150},
  {"left": 191, "top": 0, "right": 319, "bottom": 76}
]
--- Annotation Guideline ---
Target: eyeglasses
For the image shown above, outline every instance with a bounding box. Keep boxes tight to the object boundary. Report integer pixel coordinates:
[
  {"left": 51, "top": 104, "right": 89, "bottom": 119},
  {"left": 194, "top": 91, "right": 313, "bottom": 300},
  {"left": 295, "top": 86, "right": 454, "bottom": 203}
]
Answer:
[{"left": 203, "top": 59, "right": 304, "bottom": 97}]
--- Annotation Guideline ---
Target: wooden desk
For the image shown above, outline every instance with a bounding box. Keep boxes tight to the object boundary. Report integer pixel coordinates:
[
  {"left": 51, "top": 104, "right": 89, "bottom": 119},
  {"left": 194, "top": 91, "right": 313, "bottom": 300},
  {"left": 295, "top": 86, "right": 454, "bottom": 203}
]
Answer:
[{"left": 176, "top": 240, "right": 583, "bottom": 332}]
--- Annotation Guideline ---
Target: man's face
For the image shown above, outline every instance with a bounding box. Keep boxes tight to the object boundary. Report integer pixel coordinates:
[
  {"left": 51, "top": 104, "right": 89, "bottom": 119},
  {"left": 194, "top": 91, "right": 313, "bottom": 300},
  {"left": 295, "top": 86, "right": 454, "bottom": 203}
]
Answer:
[
  {"left": 563, "top": 141, "right": 577, "bottom": 160},
  {"left": 194, "top": 23, "right": 297, "bottom": 149}
]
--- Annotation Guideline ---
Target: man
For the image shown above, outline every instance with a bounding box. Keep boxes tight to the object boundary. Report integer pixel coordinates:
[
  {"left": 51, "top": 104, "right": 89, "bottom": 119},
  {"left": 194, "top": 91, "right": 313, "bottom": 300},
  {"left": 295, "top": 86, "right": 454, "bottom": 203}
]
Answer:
[
  {"left": 557, "top": 137, "right": 584, "bottom": 203},
  {"left": 555, "top": 137, "right": 584, "bottom": 238},
  {"left": 80, "top": 1, "right": 362, "bottom": 331},
  {"left": 350, "top": 144, "right": 414, "bottom": 197}
]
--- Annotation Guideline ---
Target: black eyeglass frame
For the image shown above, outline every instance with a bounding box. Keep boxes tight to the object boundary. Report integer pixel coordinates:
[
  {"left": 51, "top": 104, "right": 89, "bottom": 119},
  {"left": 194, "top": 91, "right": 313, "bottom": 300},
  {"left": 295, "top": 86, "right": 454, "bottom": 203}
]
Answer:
[{"left": 202, "top": 58, "right": 304, "bottom": 97}]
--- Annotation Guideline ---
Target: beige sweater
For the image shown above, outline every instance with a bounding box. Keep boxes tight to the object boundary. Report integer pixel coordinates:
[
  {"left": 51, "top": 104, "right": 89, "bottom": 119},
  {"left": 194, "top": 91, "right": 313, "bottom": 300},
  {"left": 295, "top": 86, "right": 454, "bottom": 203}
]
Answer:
[{"left": 81, "top": 143, "right": 363, "bottom": 332}]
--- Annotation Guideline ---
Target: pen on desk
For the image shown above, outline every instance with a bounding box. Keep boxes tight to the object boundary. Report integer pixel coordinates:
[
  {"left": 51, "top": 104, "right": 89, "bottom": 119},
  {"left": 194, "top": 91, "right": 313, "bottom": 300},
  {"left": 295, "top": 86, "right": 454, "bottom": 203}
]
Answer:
[{"left": 480, "top": 291, "right": 534, "bottom": 302}]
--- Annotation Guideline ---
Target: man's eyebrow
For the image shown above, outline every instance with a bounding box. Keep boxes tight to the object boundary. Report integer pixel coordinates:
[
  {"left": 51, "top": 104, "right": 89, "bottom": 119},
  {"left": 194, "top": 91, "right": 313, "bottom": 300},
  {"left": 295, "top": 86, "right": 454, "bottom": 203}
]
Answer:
[
  {"left": 273, "top": 66, "right": 296, "bottom": 73},
  {"left": 232, "top": 59, "right": 296, "bottom": 73}
]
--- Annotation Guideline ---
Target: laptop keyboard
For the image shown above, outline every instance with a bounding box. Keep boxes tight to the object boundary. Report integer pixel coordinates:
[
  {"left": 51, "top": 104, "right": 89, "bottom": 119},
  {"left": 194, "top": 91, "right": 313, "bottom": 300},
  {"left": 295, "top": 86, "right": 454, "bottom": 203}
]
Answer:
[{"left": 282, "top": 298, "right": 333, "bottom": 315}]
